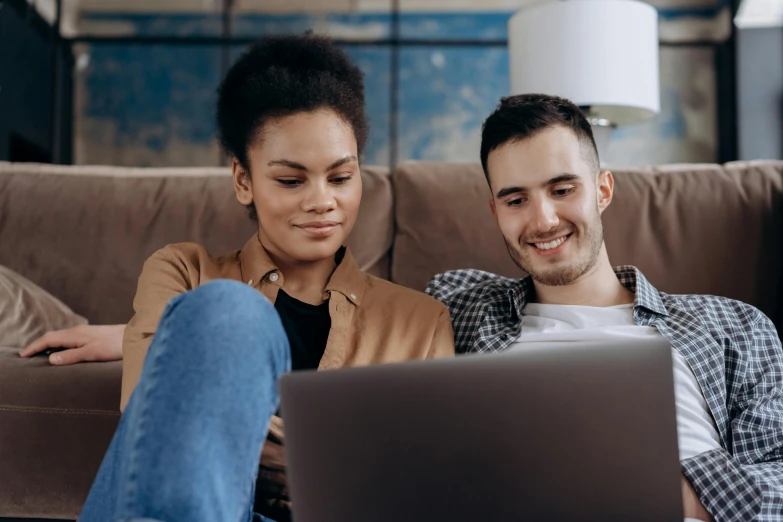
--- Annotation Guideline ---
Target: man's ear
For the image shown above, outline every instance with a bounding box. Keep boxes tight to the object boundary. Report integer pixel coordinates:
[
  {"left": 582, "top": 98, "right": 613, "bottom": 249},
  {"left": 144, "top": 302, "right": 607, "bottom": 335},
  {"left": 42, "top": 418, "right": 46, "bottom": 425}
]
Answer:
[
  {"left": 232, "top": 158, "right": 253, "bottom": 206},
  {"left": 596, "top": 170, "right": 614, "bottom": 214}
]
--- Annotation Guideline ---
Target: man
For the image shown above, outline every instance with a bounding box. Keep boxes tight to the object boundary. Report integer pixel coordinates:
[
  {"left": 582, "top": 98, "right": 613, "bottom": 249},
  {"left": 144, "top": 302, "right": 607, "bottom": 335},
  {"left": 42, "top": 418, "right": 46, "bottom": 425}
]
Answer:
[{"left": 426, "top": 93, "right": 783, "bottom": 521}]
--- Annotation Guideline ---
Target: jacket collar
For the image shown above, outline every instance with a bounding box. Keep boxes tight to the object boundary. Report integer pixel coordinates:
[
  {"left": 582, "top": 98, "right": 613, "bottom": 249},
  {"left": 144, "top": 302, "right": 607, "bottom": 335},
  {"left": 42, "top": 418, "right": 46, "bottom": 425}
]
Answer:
[{"left": 238, "top": 234, "right": 365, "bottom": 306}]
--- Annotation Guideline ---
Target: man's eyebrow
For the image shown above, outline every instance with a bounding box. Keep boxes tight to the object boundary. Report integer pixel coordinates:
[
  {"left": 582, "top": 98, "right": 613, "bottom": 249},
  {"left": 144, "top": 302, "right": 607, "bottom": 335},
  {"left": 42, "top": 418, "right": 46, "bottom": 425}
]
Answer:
[
  {"left": 494, "top": 173, "right": 581, "bottom": 199},
  {"left": 547, "top": 173, "right": 580, "bottom": 185},
  {"left": 267, "top": 159, "right": 307, "bottom": 170},
  {"left": 327, "top": 155, "right": 358, "bottom": 170},
  {"left": 496, "top": 186, "right": 525, "bottom": 199}
]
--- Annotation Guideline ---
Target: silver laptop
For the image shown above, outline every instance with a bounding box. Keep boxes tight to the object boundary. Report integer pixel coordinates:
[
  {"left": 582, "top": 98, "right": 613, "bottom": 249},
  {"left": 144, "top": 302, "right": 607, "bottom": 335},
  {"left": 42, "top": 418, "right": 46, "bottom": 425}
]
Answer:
[{"left": 279, "top": 337, "right": 682, "bottom": 521}]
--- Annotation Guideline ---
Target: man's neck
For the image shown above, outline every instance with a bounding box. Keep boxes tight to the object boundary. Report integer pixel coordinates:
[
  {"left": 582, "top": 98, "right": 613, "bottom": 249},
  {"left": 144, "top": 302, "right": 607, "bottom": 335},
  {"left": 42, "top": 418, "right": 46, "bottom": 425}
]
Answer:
[{"left": 532, "top": 245, "right": 634, "bottom": 307}]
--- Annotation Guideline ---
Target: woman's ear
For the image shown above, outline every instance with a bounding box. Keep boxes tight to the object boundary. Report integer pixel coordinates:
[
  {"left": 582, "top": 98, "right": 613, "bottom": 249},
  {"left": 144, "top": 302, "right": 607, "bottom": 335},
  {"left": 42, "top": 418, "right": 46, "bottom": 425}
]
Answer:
[{"left": 232, "top": 158, "right": 254, "bottom": 206}]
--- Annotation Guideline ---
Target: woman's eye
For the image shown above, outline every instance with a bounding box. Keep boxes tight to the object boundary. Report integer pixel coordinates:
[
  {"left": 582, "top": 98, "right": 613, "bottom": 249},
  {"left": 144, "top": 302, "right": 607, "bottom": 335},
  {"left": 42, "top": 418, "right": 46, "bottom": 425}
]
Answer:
[
  {"left": 277, "top": 179, "right": 303, "bottom": 187},
  {"left": 331, "top": 175, "right": 353, "bottom": 184}
]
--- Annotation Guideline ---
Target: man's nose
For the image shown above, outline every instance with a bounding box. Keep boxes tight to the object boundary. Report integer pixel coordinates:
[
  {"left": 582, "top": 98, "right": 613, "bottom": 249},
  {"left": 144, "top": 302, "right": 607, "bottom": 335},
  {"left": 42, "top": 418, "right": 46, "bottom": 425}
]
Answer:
[{"left": 530, "top": 196, "right": 559, "bottom": 232}]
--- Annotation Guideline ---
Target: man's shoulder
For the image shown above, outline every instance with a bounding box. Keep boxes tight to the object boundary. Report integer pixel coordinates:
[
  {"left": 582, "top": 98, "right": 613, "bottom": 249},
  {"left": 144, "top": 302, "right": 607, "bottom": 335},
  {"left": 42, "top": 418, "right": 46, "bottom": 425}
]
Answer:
[
  {"left": 662, "top": 292, "right": 772, "bottom": 332},
  {"left": 665, "top": 292, "right": 763, "bottom": 318},
  {"left": 425, "top": 269, "right": 521, "bottom": 307}
]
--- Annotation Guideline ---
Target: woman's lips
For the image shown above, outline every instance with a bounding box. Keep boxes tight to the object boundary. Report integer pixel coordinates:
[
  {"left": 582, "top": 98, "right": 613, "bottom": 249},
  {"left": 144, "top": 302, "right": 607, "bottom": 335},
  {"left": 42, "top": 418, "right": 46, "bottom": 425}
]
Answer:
[{"left": 295, "top": 221, "right": 340, "bottom": 237}]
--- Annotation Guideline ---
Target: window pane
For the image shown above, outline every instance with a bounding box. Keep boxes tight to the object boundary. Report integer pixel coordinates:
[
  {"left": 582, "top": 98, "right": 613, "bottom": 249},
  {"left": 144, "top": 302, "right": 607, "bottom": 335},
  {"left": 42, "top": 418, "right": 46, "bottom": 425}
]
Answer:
[
  {"left": 398, "top": 12, "right": 509, "bottom": 41},
  {"left": 75, "top": 1, "right": 224, "bottom": 38},
  {"left": 607, "top": 46, "right": 717, "bottom": 165},
  {"left": 232, "top": 12, "right": 391, "bottom": 40},
  {"left": 345, "top": 46, "right": 392, "bottom": 167},
  {"left": 228, "top": 43, "right": 391, "bottom": 167},
  {"left": 75, "top": 43, "right": 222, "bottom": 166},
  {"left": 397, "top": 46, "right": 509, "bottom": 163}
]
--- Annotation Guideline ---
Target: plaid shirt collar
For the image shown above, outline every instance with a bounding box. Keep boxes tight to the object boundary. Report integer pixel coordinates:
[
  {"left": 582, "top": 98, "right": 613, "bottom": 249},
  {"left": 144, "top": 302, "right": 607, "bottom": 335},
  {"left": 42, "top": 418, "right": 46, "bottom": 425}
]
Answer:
[
  {"left": 456, "top": 266, "right": 668, "bottom": 355},
  {"left": 507, "top": 266, "right": 668, "bottom": 319}
]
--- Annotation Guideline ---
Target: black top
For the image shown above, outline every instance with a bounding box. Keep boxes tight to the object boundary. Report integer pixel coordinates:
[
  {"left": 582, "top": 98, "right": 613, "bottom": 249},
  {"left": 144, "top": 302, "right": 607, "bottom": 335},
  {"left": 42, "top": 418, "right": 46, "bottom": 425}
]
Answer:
[{"left": 275, "top": 289, "right": 331, "bottom": 371}]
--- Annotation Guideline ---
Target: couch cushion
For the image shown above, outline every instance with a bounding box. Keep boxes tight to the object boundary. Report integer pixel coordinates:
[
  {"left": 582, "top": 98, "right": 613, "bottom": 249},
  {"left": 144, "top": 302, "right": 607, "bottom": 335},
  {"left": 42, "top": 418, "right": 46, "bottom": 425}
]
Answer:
[
  {"left": 392, "top": 162, "right": 524, "bottom": 290},
  {"left": 0, "top": 163, "right": 391, "bottom": 325},
  {"left": 604, "top": 162, "right": 783, "bottom": 328},
  {"left": 0, "top": 402, "right": 118, "bottom": 519},
  {"left": 392, "top": 161, "right": 783, "bottom": 330},
  {"left": 348, "top": 165, "right": 394, "bottom": 279},
  {"left": 0, "top": 348, "right": 120, "bottom": 518}
]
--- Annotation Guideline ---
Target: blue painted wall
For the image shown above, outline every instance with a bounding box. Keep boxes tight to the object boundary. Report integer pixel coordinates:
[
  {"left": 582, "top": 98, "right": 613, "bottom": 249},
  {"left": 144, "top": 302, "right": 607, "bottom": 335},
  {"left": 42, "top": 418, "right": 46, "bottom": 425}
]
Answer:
[{"left": 75, "top": 10, "right": 720, "bottom": 167}]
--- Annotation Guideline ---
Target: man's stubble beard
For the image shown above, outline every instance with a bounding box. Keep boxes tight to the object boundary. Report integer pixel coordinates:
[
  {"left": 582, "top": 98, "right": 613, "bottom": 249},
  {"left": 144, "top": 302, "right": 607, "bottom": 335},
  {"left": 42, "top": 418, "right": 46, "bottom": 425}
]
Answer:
[{"left": 505, "top": 207, "right": 604, "bottom": 287}]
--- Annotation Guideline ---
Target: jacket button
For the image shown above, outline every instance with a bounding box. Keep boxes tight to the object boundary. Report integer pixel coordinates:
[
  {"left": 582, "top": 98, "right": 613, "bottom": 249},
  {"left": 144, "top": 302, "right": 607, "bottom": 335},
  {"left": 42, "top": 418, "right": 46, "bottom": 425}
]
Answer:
[{"left": 350, "top": 293, "right": 356, "bottom": 300}]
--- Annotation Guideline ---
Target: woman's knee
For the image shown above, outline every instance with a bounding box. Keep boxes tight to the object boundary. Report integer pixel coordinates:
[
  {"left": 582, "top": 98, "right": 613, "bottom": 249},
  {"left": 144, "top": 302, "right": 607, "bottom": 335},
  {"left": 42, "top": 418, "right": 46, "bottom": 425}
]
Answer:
[{"left": 158, "top": 280, "right": 289, "bottom": 367}]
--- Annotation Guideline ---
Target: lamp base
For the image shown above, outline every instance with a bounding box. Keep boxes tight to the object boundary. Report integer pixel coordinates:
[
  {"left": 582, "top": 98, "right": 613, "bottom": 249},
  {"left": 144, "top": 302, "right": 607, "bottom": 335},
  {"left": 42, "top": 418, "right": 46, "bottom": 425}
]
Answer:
[
  {"left": 579, "top": 105, "right": 615, "bottom": 166},
  {"left": 591, "top": 124, "right": 613, "bottom": 167}
]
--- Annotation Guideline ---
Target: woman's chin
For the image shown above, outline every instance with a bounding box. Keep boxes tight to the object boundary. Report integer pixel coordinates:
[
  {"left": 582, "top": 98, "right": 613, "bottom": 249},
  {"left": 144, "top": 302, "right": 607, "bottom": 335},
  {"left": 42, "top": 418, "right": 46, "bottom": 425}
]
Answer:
[{"left": 289, "top": 239, "right": 345, "bottom": 263}]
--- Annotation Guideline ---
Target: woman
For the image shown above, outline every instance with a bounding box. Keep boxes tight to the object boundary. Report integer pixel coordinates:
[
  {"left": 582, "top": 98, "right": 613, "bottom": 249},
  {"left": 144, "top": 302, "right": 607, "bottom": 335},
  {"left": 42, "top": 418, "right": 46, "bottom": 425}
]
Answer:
[{"left": 68, "top": 34, "right": 454, "bottom": 522}]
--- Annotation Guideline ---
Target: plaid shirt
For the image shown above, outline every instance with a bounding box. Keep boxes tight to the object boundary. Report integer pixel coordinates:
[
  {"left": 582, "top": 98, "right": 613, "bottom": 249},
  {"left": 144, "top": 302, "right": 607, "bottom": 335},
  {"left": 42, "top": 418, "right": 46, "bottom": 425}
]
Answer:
[{"left": 426, "top": 266, "right": 783, "bottom": 521}]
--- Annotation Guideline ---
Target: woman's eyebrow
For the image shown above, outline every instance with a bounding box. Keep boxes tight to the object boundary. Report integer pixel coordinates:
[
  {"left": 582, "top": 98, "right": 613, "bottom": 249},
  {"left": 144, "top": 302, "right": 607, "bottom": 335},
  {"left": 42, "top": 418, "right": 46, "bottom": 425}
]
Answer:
[
  {"left": 327, "top": 155, "right": 358, "bottom": 170},
  {"left": 267, "top": 159, "right": 307, "bottom": 170}
]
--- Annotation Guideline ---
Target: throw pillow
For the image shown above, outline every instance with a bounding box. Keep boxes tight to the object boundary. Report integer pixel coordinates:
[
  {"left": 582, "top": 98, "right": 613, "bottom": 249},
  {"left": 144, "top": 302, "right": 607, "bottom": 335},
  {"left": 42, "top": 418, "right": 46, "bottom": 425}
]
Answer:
[{"left": 0, "top": 265, "right": 87, "bottom": 348}]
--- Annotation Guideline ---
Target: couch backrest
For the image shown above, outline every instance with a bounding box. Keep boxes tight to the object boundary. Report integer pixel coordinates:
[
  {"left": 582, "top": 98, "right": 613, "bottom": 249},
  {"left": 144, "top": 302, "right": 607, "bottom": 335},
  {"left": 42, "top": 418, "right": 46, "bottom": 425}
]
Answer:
[
  {"left": 392, "top": 161, "right": 783, "bottom": 330},
  {"left": 4, "top": 160, "right": 783, "bottom": 331},
  {"left": 0, "top": 163, "right": 392, "bottom": 324}
]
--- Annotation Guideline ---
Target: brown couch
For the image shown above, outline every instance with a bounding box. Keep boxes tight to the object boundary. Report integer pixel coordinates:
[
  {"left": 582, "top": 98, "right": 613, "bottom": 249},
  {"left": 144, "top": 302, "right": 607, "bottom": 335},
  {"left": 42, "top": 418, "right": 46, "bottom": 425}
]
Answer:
[{"left": 1, "top": 160, "right": 782, "bottom": 520}]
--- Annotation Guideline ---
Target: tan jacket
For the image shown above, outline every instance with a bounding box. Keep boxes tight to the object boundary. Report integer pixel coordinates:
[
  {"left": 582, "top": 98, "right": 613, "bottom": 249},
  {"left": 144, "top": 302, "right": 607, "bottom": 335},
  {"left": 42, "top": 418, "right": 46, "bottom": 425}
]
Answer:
[{"left": 122, "top": 234, "right": 455, "bottom": 520}]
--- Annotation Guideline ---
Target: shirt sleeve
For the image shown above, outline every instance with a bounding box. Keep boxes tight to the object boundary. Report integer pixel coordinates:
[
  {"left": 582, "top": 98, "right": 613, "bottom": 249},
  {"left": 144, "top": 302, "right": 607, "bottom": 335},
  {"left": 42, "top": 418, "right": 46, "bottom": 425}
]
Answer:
[
  {"left": 682, "top": 311, "right": 783, "bottom": 521},
  {"left": 121, "top": 248, "right": 193, "bottom": 411},
  {"left": 424, "top": 268, "right": 498, "bottom": 301}
]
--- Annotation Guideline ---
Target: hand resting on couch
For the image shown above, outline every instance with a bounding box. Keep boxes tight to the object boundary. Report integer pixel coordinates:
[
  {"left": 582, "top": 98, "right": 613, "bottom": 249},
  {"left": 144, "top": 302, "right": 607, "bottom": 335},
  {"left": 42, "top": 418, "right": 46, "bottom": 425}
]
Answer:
[{"left": 19, "top": 324, "right": 125, "bottom": 365}]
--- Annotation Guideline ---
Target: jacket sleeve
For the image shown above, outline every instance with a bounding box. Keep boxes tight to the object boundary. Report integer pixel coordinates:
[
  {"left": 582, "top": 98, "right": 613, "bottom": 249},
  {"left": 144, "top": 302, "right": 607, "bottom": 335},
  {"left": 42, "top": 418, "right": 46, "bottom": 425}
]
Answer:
[
  {"left": 121, "top": 248, "right": 192, "bottom": 411},
  {"left": 682, "top": 311, "right": 783, "bottom": 521},
  {"left": 427, "top": 305, "right": 456, "bottom": 359}
]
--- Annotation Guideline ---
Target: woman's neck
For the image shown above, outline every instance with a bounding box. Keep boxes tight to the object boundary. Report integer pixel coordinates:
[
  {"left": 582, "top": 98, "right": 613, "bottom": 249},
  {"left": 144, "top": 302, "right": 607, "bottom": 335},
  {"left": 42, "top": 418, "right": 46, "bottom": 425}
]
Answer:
[{"left": 266, "top": 250, "right": 336, "bottom": 306}]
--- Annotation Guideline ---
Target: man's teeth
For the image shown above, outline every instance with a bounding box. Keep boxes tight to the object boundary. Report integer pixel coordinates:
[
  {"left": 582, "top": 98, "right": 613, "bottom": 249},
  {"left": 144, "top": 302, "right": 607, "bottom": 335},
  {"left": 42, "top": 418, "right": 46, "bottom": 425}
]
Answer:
[{"left": 534, "top": 236, "right": 567, "bottom": 250}]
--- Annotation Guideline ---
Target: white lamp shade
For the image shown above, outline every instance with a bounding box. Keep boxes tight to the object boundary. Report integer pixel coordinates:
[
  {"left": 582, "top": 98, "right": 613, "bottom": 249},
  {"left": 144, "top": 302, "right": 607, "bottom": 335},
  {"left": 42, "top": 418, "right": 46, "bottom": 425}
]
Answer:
[{"left": 509, "top": 0, "right": 660, "bottom": 126}]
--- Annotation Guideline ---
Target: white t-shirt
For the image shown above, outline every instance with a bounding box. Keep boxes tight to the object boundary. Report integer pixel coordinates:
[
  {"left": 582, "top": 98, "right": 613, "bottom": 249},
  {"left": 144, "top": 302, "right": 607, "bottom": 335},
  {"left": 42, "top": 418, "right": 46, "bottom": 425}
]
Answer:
[{"left": 509, "top": 303, "right": 721, "bottom": 461}]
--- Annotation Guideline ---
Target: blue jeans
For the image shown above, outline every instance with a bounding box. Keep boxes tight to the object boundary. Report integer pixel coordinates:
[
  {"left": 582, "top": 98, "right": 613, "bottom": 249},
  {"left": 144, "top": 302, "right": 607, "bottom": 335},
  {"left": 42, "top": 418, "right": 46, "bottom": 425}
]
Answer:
[{"left": 79, "top": 280, "right": 291, "bottom": 522}]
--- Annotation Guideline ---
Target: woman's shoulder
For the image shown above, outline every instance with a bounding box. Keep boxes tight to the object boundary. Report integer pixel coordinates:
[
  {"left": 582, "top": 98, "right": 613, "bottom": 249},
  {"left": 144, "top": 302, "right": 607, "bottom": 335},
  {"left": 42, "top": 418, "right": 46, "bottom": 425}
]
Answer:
[
  {"left": 139, "top": 242, "right": 243, "bottom": 290},
  {"left": 361, "top": 273, "right": 448, "bottom": 317},
  {"left": 147, "top": 242, "right": 240, "bottom": 269}
]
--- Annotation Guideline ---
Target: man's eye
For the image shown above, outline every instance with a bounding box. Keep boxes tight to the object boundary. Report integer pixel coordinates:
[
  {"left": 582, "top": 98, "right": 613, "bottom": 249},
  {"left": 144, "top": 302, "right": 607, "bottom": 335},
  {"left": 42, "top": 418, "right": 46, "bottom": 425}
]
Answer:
[
  {"left": 507, "top": 198, "right": 525, "bottom": 207},
  {"left": 554, "top": 187, "right": 575, "bottom": 197}
]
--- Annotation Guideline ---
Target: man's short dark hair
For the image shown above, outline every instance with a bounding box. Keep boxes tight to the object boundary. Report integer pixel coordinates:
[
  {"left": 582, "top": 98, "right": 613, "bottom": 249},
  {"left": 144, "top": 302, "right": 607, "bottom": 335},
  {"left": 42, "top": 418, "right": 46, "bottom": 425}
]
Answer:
[
  {"left": 479, "top": 94, "right": 600, "bottom": 181},
  {"left": 216, "top": 33, "right": 368, "bottom": 169}
]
